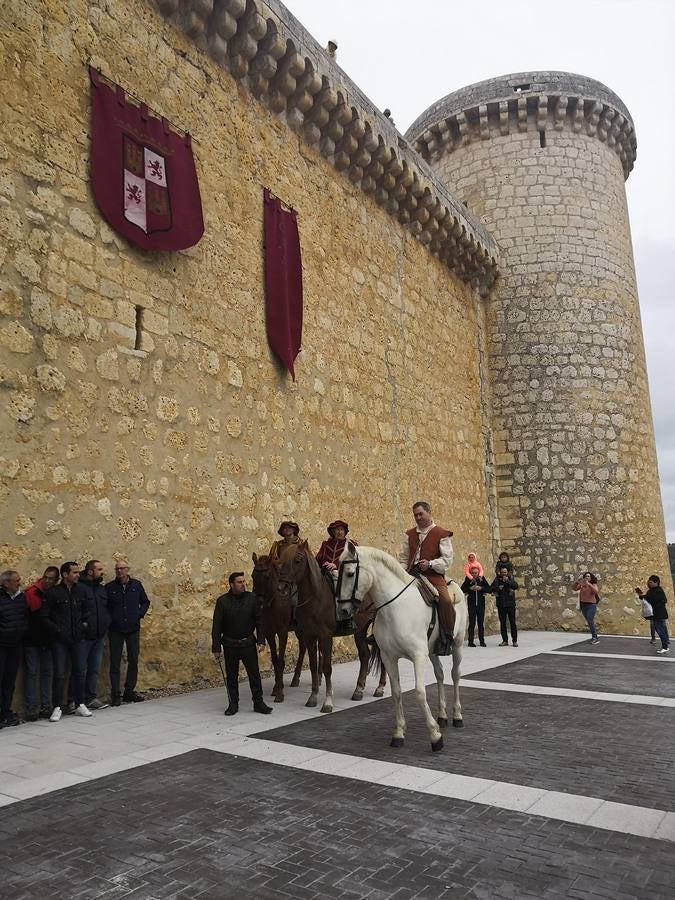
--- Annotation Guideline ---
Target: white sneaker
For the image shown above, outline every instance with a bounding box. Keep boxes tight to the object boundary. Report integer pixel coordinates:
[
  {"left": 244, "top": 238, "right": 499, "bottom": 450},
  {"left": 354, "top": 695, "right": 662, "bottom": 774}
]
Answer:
[
  {"left": 657, "top": 647, "right": 670, "bottom": 654},
  {"left": 49, "top": 706, "right": 62, "bottom": 722},
  {"left": 75, "top": 703, "right": 93, "bottom": 717}
]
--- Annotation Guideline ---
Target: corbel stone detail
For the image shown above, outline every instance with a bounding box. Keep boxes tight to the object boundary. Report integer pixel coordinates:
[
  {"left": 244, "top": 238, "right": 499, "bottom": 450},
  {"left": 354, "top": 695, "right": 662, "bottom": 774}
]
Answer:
[
  {"left": 152, "top": 0, "right": 499, "bottom": 295},
  {"left": 406, "top": 79, "right": 637, "bottom": 180}
]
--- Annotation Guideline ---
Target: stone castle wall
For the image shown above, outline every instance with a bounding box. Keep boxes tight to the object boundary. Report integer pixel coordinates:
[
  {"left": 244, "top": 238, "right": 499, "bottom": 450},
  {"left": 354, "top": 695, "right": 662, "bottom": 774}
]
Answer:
[
  {"left": 0, "top": 0, "right": 499, "bottom": 689},
  {"left": 407, "top": 77, "right": 669, "bottom": 631}
]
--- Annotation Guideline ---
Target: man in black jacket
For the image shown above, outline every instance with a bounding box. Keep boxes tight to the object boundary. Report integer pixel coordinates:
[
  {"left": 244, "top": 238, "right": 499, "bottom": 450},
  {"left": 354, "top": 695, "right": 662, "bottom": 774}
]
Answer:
[
  {"left": 461, "top": 566, "right": 492, "bottom": 647},
  {"left": 41, "top": 561, "right": 91, "bottom": 721},
  {"left": 212, "top": 572, "right": 272, "bottom": 716},
  {"left": 491, "top": 567, "right": 520, "bottom": 647},
  {"left": 0, "top": 570, "right": 29, "bottom": 728},
  {"left": 106, "top": 560, "right": 150, "bottom": 705},
  {"left": 78, "top": 560, "right": 111, "bottom": 710}
]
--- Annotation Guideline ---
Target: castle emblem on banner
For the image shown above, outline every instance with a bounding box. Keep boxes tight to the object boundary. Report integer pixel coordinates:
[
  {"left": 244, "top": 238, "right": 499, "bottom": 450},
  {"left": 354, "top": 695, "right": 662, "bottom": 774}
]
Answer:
[{"left": 89, "top": 67, "right": 203, "bottom": 251}]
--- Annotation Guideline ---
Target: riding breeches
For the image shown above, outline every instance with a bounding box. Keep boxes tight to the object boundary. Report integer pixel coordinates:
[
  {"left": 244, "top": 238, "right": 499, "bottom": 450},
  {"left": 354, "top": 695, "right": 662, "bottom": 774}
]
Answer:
[{"left": 436, "top": 582, "right": 456, "bottom": 637}]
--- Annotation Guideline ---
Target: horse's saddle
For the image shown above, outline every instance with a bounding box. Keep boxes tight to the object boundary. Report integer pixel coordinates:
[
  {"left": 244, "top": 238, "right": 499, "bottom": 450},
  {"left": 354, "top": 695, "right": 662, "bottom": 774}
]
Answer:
[{"left": 414, "top": 574, "right": 438, "bottom": 607}]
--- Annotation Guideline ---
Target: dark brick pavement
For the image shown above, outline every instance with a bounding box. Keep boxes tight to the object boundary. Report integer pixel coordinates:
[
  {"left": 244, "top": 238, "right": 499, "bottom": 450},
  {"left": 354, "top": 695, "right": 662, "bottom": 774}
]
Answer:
[
  {"left": 0, "top": 750, "right": 673, "bottom": 899},
  {"left": 255, "top": 686, "right": 675, "bottom": 811},
  {"left": 554, "top": 636, "right": 669, "bottom": 658},
  {"left": 463, "top": 653, "right": 675, "bottom": 697}
]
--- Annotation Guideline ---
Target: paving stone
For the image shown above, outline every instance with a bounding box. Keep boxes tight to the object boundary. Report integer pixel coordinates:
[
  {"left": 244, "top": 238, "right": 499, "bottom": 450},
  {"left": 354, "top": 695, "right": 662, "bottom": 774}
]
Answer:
[
  {"left": 0, "top": 750, "right": 673, "bottom": 899},
  {"left": 255, "top": 684, "right": 675, "bottom": 811},
  {"left": 469, "top": 652, "right": 675, "bottom": 697}
]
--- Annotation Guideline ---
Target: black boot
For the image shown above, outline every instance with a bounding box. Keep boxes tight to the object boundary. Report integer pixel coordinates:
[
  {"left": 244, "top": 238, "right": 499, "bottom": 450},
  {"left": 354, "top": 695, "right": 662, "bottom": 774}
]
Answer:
[
  {"left": 224, "top": 703, "right": 239, "bottom": 716},
  {"left": 111, "top": 692, "right": 121, "bottom": 707},
  {"left": 253, "top": 700, "right": 272, "bottom": 714}
]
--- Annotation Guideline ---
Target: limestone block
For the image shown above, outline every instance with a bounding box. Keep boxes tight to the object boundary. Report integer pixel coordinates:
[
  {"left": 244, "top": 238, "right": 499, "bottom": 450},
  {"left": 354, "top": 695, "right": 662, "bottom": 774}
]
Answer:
[
  {"left": 0, "top": 322, "right": 34, "bottom": 353},
  {"left": 53, "top": 306, "right": 85, "bottom": 337},
  {"left": 36, "top": 364, "right": 66, "bottom": 392},
  {"left": 8, "top": 391, "right": 35, "bottom": 422},
  {"left": 96, "top": 348, "right": 120, "bottom": 381}
]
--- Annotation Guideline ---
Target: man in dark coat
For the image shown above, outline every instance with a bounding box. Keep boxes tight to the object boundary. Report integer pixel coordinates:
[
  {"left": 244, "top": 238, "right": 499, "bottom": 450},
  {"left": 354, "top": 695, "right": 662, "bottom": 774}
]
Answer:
[
  {"left": 212, "top": 572, "right": 272, "bottom": 717},
  {"left": 0, "top": 569, "right": 29, "bottom": 727},
  {"left": 491, "top": 566, "right": 519, "bottom": 647},
  {"left": 41, "top": 561, "right": 90, "bottom": 720},
  {"left": 461, "top": 566, "right": 492, "bottom": 647},
  {"left": 106, "top": 559, "right": 150, "bottom": 705},
  {"left": 78, "top": 560, "right": 111, "bottom": 710}
]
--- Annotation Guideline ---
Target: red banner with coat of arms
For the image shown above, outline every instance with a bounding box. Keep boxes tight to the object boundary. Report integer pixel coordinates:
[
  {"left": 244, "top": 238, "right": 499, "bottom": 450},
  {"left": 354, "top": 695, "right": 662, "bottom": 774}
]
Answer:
[{"left": 89, "top": 67, "right": 203, "bottom": 251}]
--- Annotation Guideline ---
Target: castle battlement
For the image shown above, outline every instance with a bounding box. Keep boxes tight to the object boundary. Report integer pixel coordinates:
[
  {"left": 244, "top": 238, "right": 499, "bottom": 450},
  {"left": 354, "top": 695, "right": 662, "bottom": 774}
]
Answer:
[
  {"left": 152, "top": 0, "right": 498, "bottom": 294},
  {"left": 406, "top": 72, "right": 637, "bottom": 180}
]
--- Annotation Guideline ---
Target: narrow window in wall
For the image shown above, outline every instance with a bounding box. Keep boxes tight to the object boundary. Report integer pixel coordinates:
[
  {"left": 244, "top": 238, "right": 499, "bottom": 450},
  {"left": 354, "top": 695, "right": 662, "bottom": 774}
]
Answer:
[
  {"left": 539, "top": 130, "right": 546, "bottom": 148},
  {"left": 134, "top": 305, "right": 144, "bottom": 351}
]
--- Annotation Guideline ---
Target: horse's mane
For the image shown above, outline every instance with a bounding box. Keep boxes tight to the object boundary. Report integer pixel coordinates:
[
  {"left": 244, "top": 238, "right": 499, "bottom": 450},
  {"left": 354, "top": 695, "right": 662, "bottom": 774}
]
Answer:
[
  {"left": 302, "top": 545, "right": 326, "bottom": 594},
  {"left": 356, "top": 546, "right": 411, "bottom": 583}
]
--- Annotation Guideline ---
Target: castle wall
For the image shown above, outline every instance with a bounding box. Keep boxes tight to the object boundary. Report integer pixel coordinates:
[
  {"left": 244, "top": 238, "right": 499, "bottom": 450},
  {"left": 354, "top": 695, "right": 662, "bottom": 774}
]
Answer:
[
  {"left": 410, "top": 91, "right": 669, "bottom": 631},
  {"left": 0, "top": 0, "right": 496, "bottom": 689}
]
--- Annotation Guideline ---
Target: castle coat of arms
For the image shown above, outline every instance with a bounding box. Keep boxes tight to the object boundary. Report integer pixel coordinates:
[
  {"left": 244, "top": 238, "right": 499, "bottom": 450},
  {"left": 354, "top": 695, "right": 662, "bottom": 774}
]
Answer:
[{"left": 89, "top": 67, "right": 203, "bottom": 251}]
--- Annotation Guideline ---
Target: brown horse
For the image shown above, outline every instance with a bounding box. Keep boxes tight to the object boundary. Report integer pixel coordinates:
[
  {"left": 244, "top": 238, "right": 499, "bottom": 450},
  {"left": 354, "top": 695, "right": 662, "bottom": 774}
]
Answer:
[
  {"left": 278, "top": 543, "right": 335, "bottom": 712},
  {"left": 251, "top": 553, "right": 304, "bottom": 703}
]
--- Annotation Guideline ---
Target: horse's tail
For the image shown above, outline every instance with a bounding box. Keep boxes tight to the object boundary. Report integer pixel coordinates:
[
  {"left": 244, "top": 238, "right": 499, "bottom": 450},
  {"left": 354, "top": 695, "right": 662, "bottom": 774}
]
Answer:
[{"left": 368, "top": 636, "right": 382, "bottom": 678}]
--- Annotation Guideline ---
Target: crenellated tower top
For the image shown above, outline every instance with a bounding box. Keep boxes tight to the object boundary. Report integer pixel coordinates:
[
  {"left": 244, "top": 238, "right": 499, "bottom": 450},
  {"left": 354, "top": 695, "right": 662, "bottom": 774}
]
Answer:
[{"left": 406, "top": 72, "right": 636, "bottom": 180}]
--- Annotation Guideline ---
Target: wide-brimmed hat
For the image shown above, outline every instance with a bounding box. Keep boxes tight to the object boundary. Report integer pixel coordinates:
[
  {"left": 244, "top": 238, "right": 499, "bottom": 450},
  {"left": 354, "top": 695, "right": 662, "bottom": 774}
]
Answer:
[
  {"left": 277, "top": 521, "right": 300, "bottom": 536},
  {"left": 327, "top": 520, "right": 349, "bottom": 536}
]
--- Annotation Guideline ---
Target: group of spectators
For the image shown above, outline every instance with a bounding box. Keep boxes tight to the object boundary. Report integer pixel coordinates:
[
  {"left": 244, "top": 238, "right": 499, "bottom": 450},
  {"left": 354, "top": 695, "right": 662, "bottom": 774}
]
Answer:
[
  {"left": 0, "top": 559, "right": 150, "bottom": 728},
  {"left": 460, "top": 551, "right": 520, "bottom": 647}
]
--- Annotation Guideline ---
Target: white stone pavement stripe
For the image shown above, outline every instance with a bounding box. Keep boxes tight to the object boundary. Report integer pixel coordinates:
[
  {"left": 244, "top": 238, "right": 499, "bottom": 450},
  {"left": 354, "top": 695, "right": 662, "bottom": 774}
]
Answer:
[
  {"left": 200, "top": 734, "right": 675, "bottom": 843},
  {"left": 549, "top": 650, "right": 675, "bottom": 662},
  {"left": 460, "top": 680, "right": 675, "bottom": 706}
]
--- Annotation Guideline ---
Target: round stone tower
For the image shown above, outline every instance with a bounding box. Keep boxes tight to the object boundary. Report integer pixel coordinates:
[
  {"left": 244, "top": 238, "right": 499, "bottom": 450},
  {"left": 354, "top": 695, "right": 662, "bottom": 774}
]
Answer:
[{"left": 406, "top": 72, "right": 668, "bottom": 629}]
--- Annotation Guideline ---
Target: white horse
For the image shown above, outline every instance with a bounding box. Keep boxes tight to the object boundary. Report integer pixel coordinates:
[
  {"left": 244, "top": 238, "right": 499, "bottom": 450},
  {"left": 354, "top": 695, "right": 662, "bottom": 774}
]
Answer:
[{"left": 337, "top": 542, "right": 467, "bottom": 752}]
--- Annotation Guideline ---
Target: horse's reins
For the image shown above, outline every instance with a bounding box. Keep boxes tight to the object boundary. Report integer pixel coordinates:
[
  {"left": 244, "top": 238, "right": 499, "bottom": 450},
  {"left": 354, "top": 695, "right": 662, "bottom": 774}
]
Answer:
[{"left": 338, "top": 552, "right": 417, "bottom": 621}]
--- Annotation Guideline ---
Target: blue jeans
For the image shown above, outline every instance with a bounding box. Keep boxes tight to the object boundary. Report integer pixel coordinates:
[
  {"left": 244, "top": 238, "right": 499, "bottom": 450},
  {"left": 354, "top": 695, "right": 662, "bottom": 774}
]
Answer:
[
  {"left": 23, "top": 645, "right": 52, "bottom": 709},
  {"left": 72, "top": 638, "right": 105, "bottom": 704},
  {"left": 653, "top": 619, "right": 670, "bottom": 649},
  {"left": 580, "top": 602, "right": 597, "bottom": 639},
  {"left": 52, "top": 641, "right": 84, "bottom": 707}
]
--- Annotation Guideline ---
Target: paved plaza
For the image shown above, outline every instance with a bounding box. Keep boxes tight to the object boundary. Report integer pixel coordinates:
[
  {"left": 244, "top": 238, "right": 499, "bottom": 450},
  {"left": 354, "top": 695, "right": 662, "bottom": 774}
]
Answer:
[{"left": 0, "top": 631, "right": 673, "bottom": 898}]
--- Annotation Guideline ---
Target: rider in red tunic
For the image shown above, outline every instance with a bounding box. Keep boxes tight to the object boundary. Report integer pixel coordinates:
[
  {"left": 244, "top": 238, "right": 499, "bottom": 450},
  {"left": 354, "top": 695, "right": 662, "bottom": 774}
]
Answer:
[{"left": 315, "top": 520, "right": 357, "bottom": 573}]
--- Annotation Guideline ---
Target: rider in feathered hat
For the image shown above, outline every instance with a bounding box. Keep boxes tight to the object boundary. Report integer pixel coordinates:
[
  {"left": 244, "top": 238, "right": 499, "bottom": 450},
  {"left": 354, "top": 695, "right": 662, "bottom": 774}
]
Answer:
[{"left": 316, "top": 521, "right": 356, "bottom": 573}]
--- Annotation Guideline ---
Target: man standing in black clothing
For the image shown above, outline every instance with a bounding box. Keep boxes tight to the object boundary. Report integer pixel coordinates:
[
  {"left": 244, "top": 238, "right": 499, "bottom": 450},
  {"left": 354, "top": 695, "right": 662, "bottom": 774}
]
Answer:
[
  {"left": 491, "top": 566, "right": 520, "bottom": 647},
  {"left": 106, "top": 559, "right": 150, "bottom": 705},
  {"left": 212, "top": 572, "right": 272, "bottom": 717},
  {"left": 78, "top": 560, "right": 111, "bottom": 710},
  {"left": 0, "top": 570, "right": 29, "bottom": 728},
  {"left": 42, "top": 562, "right": 91, "bottom": 721}
]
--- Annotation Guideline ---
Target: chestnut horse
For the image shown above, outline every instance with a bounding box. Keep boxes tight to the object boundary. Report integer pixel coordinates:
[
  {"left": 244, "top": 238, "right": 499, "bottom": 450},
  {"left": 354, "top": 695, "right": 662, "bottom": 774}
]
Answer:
[
  {"left": 251, "top": 553, "right": 305, "bottom": 703},
  {"left": 278, "top": 543, "right": 336, "bottom": 712}
]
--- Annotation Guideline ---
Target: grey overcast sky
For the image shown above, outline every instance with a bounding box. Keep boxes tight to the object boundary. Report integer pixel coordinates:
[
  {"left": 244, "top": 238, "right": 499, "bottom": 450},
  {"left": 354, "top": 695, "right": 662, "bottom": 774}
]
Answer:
[{"left": 283, "top": 0, "right": 675, "bottom": 540}]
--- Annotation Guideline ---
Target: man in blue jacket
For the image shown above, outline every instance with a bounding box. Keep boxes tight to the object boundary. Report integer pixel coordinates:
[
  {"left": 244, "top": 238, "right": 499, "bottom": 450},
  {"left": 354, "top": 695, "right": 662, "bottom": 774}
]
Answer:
[{"left": 106, "top": 560, "right": 150, "bottom": 705}]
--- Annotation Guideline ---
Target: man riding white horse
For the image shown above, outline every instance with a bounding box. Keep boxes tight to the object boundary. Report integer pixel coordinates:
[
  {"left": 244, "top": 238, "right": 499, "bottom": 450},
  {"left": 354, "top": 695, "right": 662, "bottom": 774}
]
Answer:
[
  {"left": 399, "top": 501, "right": 455, "bottom": 656},
  {"left": 316, "top": 520, "right": 358, "bottom": 634}
]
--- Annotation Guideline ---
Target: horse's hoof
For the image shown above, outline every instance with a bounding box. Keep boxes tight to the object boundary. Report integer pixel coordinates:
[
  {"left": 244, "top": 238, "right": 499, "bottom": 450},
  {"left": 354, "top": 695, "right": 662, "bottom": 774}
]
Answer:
[
  {"left": 390, "top": 737, "right": 405, "bottom": 748},
  {"left": 437, "top": 716, "right": 448, "bottom": 729},
  {"left": 351, "top": 690, "right": 363, "bottom": 701},
  {"left": 452, "top": 718, "right": 464, "bottom": 728},
  {"left": 431, "top": 736, "right": 444, "bottom": 752},
  {"left": 305, "top": 697, "right": 317, "bottom": 708},
  {"left": 274, "top": 694, "right": 284, "bottom": 703},
  {"left": 270, "top": 686, "right": 278, "bottom": 697},
  {"left": 320, "top": 704, "right": 333, "bottom": 713},
  {"left": 373, "top": 687, "right": 385, "bottom": 698},
  {"left": 290, "top": 678, "right": 300, "bottom": 688}
]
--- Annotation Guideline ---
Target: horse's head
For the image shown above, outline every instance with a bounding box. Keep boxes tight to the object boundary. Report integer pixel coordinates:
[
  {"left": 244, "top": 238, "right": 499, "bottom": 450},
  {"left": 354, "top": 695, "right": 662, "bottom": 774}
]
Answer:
[
  {"left": 251, "top": 552, "right": 280, "bottom": 605},
  {"left": 336, "top": 540, "right": 372, "bottom": 617},
  {"left": 277, "top": 544, "right": 308, "bottom": 598}
]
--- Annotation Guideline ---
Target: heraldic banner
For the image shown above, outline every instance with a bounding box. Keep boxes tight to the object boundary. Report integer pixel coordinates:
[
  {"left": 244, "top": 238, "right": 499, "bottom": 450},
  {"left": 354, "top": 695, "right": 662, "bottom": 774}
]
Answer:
[
  {"left": 89, "top": 67, "right": 204, "bottom": 251},
  {"left": 263, "top": 189, "right": 303, "bottom": 381}
]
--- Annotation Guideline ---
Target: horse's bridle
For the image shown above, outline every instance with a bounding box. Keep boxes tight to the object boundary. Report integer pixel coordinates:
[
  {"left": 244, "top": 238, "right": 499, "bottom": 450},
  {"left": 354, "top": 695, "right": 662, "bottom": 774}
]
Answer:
[{"left": 337, "top": 551, "right": 417, "bottom": 617}]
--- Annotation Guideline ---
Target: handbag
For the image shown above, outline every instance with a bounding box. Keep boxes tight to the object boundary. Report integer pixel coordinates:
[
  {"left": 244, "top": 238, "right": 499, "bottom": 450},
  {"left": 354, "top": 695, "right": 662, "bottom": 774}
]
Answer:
[
  {"left": 641, "top": 598, "right": 653, "bottom": 619},
  {"left": 575, "top": 597, "right": 580, "bottom": 611}
]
